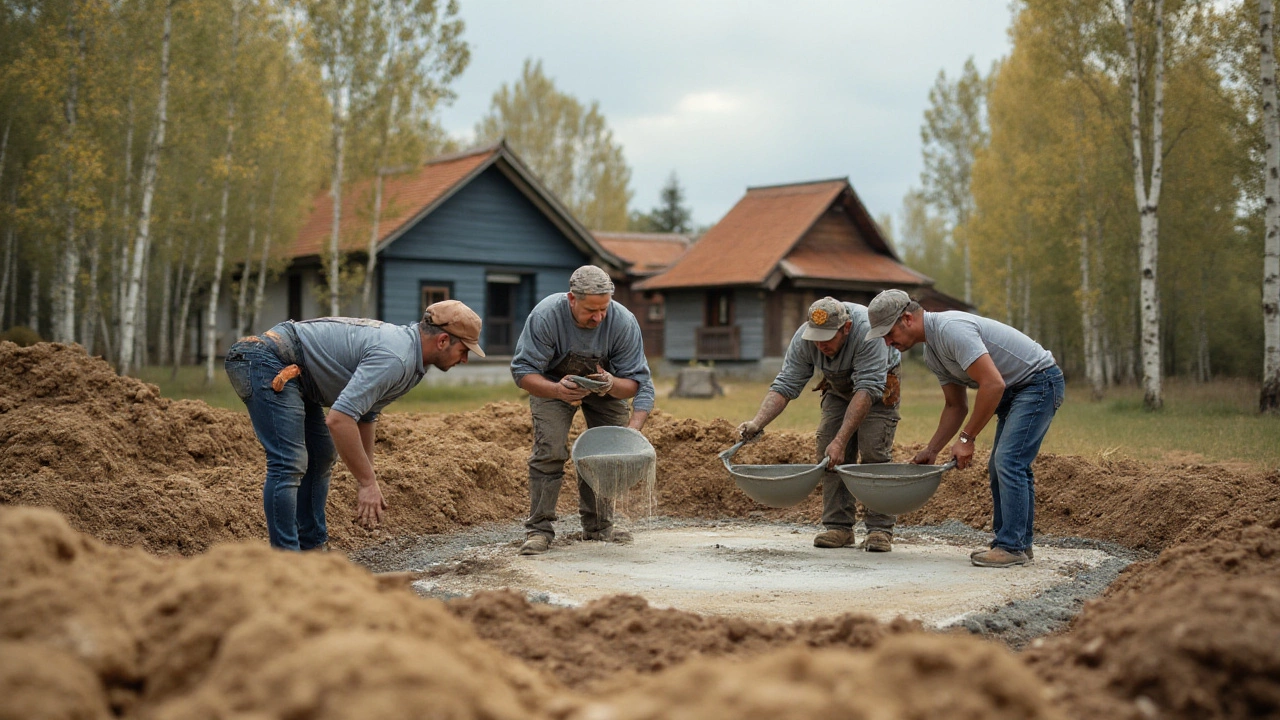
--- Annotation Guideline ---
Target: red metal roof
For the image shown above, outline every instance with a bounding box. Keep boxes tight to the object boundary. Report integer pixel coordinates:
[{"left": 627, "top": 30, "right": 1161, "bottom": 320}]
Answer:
[
  {"left": 288, "top": 146, "right": 497, "bottom": 259},
  {"left": 593, "top": 232, "right": 690, "bottom": 275}
]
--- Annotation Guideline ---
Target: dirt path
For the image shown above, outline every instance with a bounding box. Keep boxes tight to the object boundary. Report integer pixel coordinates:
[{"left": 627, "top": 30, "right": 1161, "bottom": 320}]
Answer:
[{"left": 2, "top": 342, "right": 1278, "bottom": 719}]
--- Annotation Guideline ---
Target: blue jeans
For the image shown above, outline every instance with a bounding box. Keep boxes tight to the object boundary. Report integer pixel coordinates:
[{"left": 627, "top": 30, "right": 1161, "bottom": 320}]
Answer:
[
  {"left": 224, "top": 340, "right": 334, "bottom": 551},
  {"left": 987, "top": 366, "right": 1064, "bottom": 553}
]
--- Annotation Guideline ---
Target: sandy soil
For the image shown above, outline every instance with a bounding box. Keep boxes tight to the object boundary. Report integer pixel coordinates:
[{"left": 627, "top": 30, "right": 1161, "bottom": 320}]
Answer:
[{"left": 2, "top": 341, "right": 1279, "bottom": 719}]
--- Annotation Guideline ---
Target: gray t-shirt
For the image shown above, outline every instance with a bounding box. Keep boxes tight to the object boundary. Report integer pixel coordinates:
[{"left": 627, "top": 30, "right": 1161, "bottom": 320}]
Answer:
[
  {"left": 293, "top": 318, "right": 426, "bottom": 422},
  {"left": 922, "top": 311, "right": 1056, "bottom": 389},
  {"left": 770, "top": 302, "right": 901, "bottom": 402},
  {"left": 510, "top": 294, "right": 655, "bottom": 412}
]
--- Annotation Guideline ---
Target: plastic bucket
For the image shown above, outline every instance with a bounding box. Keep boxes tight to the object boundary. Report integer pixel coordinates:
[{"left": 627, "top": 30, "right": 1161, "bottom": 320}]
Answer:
[{"left": 571, "top": 426, "right": 657, "bottom": 498}]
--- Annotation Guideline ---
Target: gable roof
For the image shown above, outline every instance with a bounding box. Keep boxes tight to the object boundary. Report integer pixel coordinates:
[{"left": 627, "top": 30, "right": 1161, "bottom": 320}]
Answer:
[
  {"left": 593, "top": 231, "right": 690, "bottom": 276},
  {"left": 635, "top": 178, "right": 929, "bottom": 292},
  {"left": 287, "top": 140, "right": 625, "bottom": 269}
]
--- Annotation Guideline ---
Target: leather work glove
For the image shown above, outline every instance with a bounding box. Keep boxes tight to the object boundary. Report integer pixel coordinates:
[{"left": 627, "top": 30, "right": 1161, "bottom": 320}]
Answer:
[
  {"left": 585, "top": 365, "right": 615, "bottom": 396},
  {"left": 882, "top": 373, "right": 901, "bottom": 407},
  {"left": 737, "top": 420, "right": 762, "bottom": 442}
]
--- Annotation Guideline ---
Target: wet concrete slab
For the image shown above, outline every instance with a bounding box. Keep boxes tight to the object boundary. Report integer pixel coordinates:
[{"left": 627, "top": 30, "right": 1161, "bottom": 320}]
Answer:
[{"left": 412, "top": 524, "right": 1117, "bottom": 626}]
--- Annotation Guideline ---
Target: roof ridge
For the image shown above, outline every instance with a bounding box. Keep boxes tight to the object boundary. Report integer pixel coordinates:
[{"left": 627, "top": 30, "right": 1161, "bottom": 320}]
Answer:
[
  {"left": 746, "top": 177, "right": 849, "bottom": 192},
  {"left": 593, "top": 231, "right": 690, "bottom": 242},
  {"left": 422, "top": 141, "right": 503, "bottom": 167}
]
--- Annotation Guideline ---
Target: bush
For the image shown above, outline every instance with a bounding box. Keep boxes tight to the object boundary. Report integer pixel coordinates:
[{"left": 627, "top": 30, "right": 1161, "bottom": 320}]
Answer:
[{"left": 1, "top": 326, "right": 43, "bottom": 347}]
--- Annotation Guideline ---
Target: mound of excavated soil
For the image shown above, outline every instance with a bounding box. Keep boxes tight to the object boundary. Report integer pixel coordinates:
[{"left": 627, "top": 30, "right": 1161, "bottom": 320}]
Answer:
[
  {"left": 447, "top": 589, "right": 921, "bottom": 691},
  {"left": 0, "top": 506, "right": 1069, "bottom": 720},
  {"left": 4, "top": 342, "right": 1280, "bottom": 720}
]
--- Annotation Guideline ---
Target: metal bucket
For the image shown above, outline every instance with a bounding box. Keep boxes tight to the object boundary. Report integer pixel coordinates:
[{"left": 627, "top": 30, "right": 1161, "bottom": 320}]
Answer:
[
  {"left": 571, "top": 426, "right": 657, "bottom": 499},
  {"left": 834, "top": 460, "right": 957, "bottom": 515},
  {"left": 720, "top": 442, "right": 829, "bottom": 508}
]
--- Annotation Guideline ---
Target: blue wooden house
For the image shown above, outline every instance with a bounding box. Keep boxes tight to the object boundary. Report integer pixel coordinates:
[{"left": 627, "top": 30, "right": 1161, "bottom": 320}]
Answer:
[{"left": 232, "top": 141, "right": 626, "bottom": 357}]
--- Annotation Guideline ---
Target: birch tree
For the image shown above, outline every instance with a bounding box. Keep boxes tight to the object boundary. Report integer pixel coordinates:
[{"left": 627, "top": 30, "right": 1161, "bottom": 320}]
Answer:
[
  {"left": 1263, "top": 0, "right": 1280, "bottom": 413},
  {"left": 119, "top": 0, "right": 172, "bottom": 375},
  {"left": 476, "top": 59, "right": 633, "bottom": 231},
  {"left": 920, "top": 57, "right": 989, "bottom": 305},
  {"left": 1125, "top": 0, "right": 1165, "bottom": 410}
]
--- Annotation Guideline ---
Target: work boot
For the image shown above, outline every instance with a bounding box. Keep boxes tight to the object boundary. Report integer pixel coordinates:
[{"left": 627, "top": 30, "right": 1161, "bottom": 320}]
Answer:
[
  {"left": 813, "top": 529, "right": 855, "bottom": 548},
  {"left": 518, "top": 534, "right": 551, "bottom": 556},
  {"left": 971, "top": 545, "right": 1034, "bottom": 561},
  {"left": 970, "top": 547, "right": 1029, "bottom": 568},
  {"left": 863, "top": 530, "right": 893, "bottom": 552},
  {"left": 583, "top": 528, "right": 633, "bottom": 544}
]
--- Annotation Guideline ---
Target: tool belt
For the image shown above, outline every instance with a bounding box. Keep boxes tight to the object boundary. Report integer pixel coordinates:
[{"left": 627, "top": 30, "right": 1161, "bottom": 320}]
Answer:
[{"left": 811, "top": 363, "right": 900, "bottom": 406}]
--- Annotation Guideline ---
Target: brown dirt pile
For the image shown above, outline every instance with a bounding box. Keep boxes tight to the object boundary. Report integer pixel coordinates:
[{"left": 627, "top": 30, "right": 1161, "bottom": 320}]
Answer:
[
  {"left": 0, "top": 505, "right": 556, "bottom": 719},
  {"left": 448, "top": 589, "right": 921, "bottom": 691},
  {"left": 567, "top": 635, "right": 1064, "bottom": 720},
  {"left": 1, "top": 505, "right": 1070, "bottom": 720},
  {"left": 1022, "top": 509, "right": 1280, "bottom": 720}
]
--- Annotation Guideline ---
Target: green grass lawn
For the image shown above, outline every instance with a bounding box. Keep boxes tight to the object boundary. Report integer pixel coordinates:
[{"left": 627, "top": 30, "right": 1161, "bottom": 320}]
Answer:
[{"left": 137, "top": 359, "right": 1280, "bottom": 468}]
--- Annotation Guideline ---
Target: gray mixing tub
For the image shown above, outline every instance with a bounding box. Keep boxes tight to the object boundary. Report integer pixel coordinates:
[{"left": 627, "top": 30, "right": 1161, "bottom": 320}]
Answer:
[
  {"left": 834, "top": 460, "right": 957, "bottom": 515},
  {"left": 571, "top": 426, "right": 657, "bottom": 498},
  {"left": 720, "top": 442, "right": 829, "bottom": 508}
]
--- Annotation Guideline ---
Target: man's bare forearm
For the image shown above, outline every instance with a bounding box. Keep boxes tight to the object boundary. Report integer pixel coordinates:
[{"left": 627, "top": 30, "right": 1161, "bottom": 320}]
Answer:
[
  {"left": 750, "top": 391, "right": 790, "bottom": 430},
  {"left": 831, "top": 390, "right": 873, "bottom": 450}
]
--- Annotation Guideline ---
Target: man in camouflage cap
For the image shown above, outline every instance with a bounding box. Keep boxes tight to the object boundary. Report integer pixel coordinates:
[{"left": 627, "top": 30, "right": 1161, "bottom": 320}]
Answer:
[
  {"left": 866, "top": 289, "right": 1063, "bottom": 568},
  {"left": 510, "top": 265, "right": 655, "bottom": 556},
  {"left": 738, "top": 296, "right": 903, "bottom": 552}
]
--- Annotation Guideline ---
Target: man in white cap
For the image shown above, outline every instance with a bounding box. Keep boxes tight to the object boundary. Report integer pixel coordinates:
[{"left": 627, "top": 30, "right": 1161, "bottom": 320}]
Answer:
[
  {"left": 737, "top": 296, "right": 903, "bottom": 552},
  {"left": 510, "top": 265, "right": 655, "bottom": 555},
  {"left": 865, "top": 289, "right": 1063, "bottom": 568},
  {"left": 224, "top": 300, "right": 484, "bottom": 550}
]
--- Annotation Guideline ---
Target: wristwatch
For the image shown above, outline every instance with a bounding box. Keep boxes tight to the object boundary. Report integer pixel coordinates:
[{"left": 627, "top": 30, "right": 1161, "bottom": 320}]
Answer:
[{"left": 959, "top": 431, "right": 974, "bottom": 445}]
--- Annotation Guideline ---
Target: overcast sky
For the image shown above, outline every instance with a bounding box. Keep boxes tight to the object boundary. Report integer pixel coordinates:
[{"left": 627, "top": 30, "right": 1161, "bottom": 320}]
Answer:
[{"left": 437, "top": 1, "right": 1015, "bottom": 231}]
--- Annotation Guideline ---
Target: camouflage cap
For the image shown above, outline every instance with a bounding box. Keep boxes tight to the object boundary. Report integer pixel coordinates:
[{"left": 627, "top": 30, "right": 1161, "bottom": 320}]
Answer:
[
  {"left": 865, "top": 289, "right": 911, "bottom": 339},
  {"left": 801, "top": 297, "right": 851, "bottom": 342},
  {"left": 569, "top": 265, "right": 615, "bottom": 295}
]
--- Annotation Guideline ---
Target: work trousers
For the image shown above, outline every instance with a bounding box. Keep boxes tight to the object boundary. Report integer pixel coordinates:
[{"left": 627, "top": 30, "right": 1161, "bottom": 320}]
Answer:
[
  {"left": 987, "top": 366, "right": 1064, "bottom": 553},
  {"left": 816, "top": 392, "right": 900, "bottom": 534},
  {"left": 525, "top": 394, "right": 631, "bottom": 538}
]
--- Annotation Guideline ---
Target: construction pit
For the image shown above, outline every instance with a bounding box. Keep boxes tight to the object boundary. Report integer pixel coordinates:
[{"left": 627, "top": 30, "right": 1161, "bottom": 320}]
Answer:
[{"left": 2, "top": 342, "right": 1278, "bottom": 720}]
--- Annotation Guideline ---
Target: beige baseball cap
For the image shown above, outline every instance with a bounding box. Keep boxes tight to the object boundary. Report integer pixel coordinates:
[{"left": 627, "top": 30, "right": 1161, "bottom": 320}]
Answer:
[
  {"left": 801, "top": 297, "right": 851, "bottom": 342},
  {"left": 424, "top": 300, "right": 486, "bottom": 358}
]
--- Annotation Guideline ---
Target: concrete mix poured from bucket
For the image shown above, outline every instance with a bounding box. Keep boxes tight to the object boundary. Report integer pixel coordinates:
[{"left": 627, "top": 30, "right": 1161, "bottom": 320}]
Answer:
[{"left": 413, "top": 522, "right": 1121, "bottom": 627}]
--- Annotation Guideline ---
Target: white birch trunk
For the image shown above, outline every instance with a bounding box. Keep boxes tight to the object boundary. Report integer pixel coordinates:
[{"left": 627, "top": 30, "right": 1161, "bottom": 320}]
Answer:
[
  {"left": 117, "top": 96, "right": 134, "bottom": 347},
  {"left": 1126, "top": 0, "right": 1164, "bottom": 411},
  {"left": 235, "top": 176, "right": 258, "bottom": 336},
  {"left": 56, "top": 17, "right": 83, "bottom": 345},
  {"left": 136, "top": 247, "right": 150, "bottom": 366},
  {"left": 204, "top": 1, "right": 241, "bottom": 384},
  {"left": 1262, "top": 0, "right": 1280, "bottom": 412},
  {"left": 1079, "top": 218, "right": 1104, "bottom": 399},
  {"left": 174, "top": 237, "right": 205, "bottom": 375},
  {"left": 328, "top": 65, "right": 346, "bottom": 317},
  {"left": 120, "top": 2, "right": 171, "bottom": 374}
]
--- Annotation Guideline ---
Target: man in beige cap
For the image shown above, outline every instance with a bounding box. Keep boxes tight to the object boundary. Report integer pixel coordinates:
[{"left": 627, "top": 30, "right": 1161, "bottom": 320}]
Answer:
[
  {"left": 865, "top": 289, "right": 1062, "bottom": 568},
  {"left": 738, "top": 296, "right": 903, "bottom": 552},
  {"left": 224, "top": 300, "right": 484, "bottom": 550},
  {"left": 510, "top": 265, "right": 655, "bottom": 555}
]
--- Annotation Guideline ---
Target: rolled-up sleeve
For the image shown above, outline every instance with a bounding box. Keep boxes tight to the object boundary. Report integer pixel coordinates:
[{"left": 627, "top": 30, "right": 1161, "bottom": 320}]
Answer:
[
  {"left": 611, "top": 319, "right": 655, "bottom": 411},
  {"left": 769, "top": 328, "right": 815, "bottom": 400}
]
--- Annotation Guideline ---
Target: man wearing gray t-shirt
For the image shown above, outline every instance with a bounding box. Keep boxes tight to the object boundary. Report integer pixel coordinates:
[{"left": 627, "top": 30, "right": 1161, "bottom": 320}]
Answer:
[
  {"left": 510, "top": 265, "right": 655, "bottom": 556},
  {"left": 224, "top": 300, "right": 484, "bottom": 551},
  {"left": 738, "top": 297, "right": 902, "bottom": 552},
  {"left": 866, "top": 290, "right": 1064, "bottom": 568}
]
